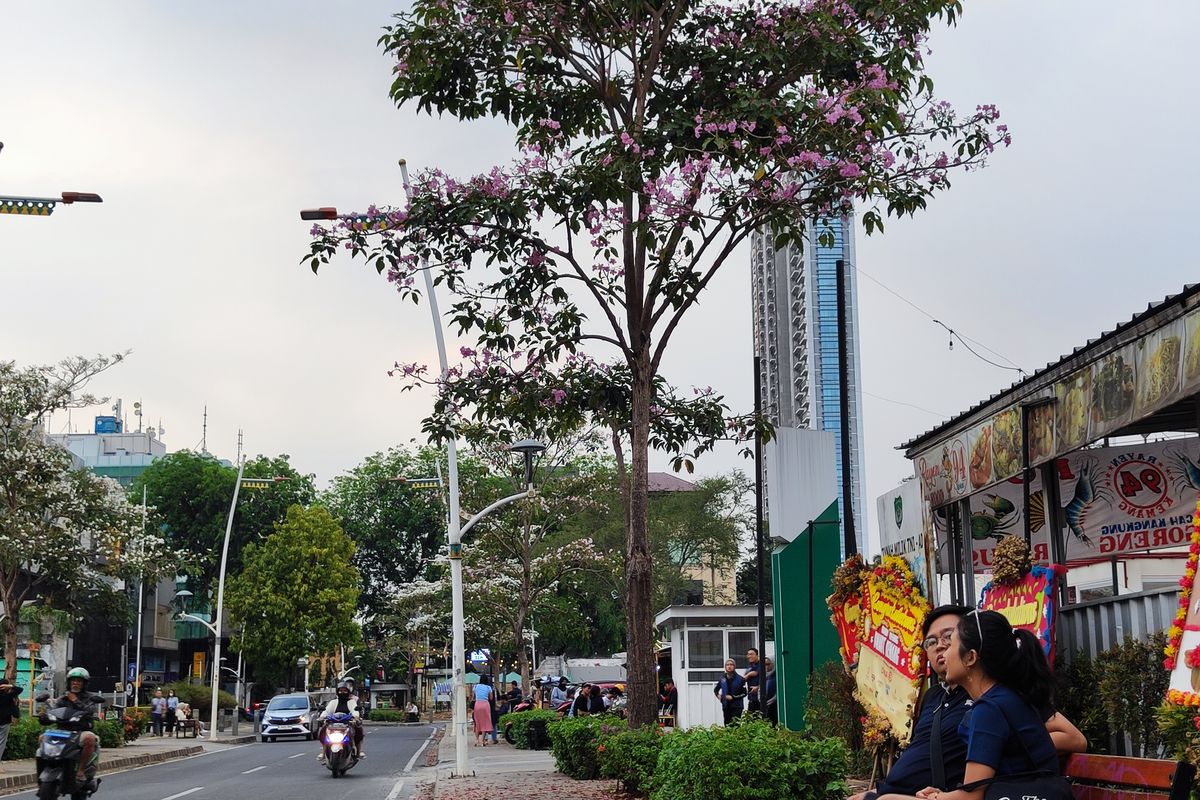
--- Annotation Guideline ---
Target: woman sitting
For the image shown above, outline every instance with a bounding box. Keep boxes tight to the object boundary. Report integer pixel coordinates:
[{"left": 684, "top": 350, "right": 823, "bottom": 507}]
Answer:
[{"left": 880, "top": 610, "right": 1062, "bottom": 800}]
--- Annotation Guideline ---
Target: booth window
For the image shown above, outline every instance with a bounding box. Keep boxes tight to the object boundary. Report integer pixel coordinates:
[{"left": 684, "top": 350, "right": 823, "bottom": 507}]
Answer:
[{"left": 688, "top": 630, "right": 723, "bottom": 669}]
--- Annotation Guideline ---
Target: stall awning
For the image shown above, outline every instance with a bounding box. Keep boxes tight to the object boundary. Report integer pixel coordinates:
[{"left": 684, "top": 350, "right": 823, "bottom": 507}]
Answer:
[{"left": 901, "top": 284, "right": 1200, "bottom": 508}]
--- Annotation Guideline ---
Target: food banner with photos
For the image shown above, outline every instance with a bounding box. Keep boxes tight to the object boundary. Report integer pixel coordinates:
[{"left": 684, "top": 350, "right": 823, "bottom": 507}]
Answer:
[
  {"left": 829, "top": 556, "right": 931, "bottom": 746},
  {"left": 916, "top": 306, "right": 1200, "bottom": 509},
  {"left": 978, "top": 564, "right": 1059, "bottom": 662},
  {"left": 932, "top": 438, "right": 1200, "bottom": 573}
]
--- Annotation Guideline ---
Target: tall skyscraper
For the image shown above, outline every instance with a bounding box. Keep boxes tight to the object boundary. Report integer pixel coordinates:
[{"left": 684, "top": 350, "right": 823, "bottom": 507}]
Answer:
[{"left": 751, "top": 215, "right": 866, "bottom": 556}]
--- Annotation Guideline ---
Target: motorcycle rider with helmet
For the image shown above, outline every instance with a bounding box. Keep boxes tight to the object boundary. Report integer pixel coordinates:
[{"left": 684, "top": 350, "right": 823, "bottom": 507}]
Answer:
[
  {"left": 43, "top": 667, "right": 101, "bottom": 789},
  {"left": 317, "top": 679, "right": 364, "bottom": 762}
]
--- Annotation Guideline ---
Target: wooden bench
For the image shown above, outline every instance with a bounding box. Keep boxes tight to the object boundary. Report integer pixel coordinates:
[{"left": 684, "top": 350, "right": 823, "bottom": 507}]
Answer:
[
  {"left": 1062, "top": 754, "right": 1195, "bottom": 800},
  {"left": 175, "top": 719, "right": 200, "bottom": 738}
]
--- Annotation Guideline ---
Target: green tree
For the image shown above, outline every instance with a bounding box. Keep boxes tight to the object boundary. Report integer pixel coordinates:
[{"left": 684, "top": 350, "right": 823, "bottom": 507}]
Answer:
[
  {"left": 322, "top": 445, "right": 491, "bottom": 620},
  {"left": 130, "top": 451, "right": 317, "bottom": 600},
  {"left": 225, "top": 505, "right": 361, "bottom": 685},
  {"left": 0, "top": 355, "right": 180, "bottom": 680},
  {"left": 303, "top": 0, "right": 1005, "bottom": 724}
]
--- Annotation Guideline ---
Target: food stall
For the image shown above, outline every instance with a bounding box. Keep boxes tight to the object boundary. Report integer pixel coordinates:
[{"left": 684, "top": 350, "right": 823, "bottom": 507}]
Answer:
[{"left": 900, "top": 284, "right": 1200, "bottom": 652}]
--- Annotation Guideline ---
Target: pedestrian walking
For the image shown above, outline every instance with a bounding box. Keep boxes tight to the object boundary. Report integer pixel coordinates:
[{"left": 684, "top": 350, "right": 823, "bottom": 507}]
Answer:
[
  {"left": 745, "top": 647, "right": 761, "bottom": 714},
  {"left": 150, "top": 689, "right": 167, "bottom": 736},
  {"left": 0, "top": 677, "right": 22, "bottom": 765},
  {"left": 713, "top": 659, "right": 746, "bottom": 726},
  {"left": 165, "top": 689, "right": 179, "bottom": 736},
  {"left": 472, "top": 676, "right": 494, "bottom": 747}
]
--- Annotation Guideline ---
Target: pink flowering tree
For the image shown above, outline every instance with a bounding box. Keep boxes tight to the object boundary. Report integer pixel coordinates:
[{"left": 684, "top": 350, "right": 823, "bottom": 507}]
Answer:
[{"left": 304, "top": 0, "right": 1009, "bottom": 726}]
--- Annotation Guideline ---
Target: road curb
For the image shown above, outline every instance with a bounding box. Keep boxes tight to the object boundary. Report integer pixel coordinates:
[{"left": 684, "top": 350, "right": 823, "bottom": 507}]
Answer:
[{"left": 0, "top": 744, "right": 204, "bottom": 793}]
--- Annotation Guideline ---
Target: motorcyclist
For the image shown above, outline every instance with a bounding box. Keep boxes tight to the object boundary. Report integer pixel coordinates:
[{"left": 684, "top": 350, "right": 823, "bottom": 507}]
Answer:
[
  {"left": 317, "top": 679, "right": 364, "bottom": 762},
  {"left": 42, "top": 667, "right": 101, "bottom": 789}
]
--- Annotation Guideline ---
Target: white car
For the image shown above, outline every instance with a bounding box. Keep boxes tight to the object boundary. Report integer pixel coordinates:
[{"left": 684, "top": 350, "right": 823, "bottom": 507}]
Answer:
[{"left": 259, "top": 693, "right": 320, "bottom": 742}]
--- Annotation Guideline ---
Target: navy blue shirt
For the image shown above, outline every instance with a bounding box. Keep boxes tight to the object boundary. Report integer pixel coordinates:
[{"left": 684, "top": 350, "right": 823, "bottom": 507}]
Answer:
[
  {"left": 959, "top": 684, "right": 1057, "bottom": 777},
  {"left": 876, "top": 684, "right": 971, "bottom": 795}
]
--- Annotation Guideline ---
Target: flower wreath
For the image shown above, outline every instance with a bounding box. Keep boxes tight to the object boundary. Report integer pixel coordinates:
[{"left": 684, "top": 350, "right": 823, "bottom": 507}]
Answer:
[
  {"left": 865, "top": 555, "right": 933, "bottom": 686},
  {"left": 1163, "top": 500, "right": 1200, "bottom": 708}
]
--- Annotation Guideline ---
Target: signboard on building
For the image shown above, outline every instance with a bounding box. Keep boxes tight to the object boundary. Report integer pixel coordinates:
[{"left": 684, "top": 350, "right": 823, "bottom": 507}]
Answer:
[
  {"left": 877, "top": 480, "right": 934, "bottom": 597},
  {"left": 934, "top": 438, "right": 1200, "bottom": 572}
]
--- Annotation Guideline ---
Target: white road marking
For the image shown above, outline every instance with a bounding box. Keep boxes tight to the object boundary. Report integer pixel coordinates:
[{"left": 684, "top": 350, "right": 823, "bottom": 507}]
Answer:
[
  {"left": 385, "top": 778, "right": 405, "bottom": 800},
  {"left": 403, "top": 725, "right": 439, "bottom": 773},
  {"left": 162, "top": 789, "right": 204, "bottom": 800},
  {"left": 288, "top": 752, "right": 305, "bottom": 758},
  {"left": 242, "top": 765, "right": 269, "bottom": 774}
]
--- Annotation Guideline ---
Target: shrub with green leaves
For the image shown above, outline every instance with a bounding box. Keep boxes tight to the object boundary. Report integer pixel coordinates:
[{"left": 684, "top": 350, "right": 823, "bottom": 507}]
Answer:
[
  {"left": 162, "top": 681, "right": 237, "bottom": 711},
  {"left": 806, "top": 660, "right": 870, "bottom": 777},
  {"left": 598, "top": 725, "right": 664, "bottom": 796},
  {"left": 500, "top": 709, "right": 559, "bottom": 750},
  {"left": 652, "top": 719, "right": 848, "bottom": 800},
  {"left": 548, "top": 714, "right": 627, "bottom": 780},
  {"left": 3, "top": 717, "right": 45, "bottom": 760},
  {"left": 94, "top": 719, "right": 123, "bottom": 749},
  {"left": 367, "top": 709, "right": 406, "bottom": 722},
  {"left": 122, "top": 707, "right": 149, "bottom": 742}
]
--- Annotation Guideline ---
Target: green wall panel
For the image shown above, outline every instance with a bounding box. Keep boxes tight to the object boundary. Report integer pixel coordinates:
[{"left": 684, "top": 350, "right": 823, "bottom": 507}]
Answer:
[{"left": 770, "top": 500, "right": 842, "bottom": 731}]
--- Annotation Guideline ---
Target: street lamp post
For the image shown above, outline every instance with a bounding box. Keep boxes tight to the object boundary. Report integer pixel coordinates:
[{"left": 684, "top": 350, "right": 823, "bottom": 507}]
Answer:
[
  {"left": 301, "top": 178, "right": 548, "bottom": 776},
  {"left": 172, "top": 457, "right": 290, "bottom": 739},
  {"left": 0, "top": 142, "right": 103, "bottom": 217}
]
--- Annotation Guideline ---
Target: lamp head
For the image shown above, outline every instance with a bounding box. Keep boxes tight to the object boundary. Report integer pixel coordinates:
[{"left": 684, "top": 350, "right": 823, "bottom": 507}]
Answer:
[{"left": 507, "top": 439, "right": 547, "bottom": 457}]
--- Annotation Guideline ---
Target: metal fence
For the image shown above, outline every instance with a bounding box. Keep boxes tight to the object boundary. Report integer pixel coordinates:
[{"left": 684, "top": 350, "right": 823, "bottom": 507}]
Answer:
[{"left": 1057, "top": 586, "right": 1180, "bottom": 662}]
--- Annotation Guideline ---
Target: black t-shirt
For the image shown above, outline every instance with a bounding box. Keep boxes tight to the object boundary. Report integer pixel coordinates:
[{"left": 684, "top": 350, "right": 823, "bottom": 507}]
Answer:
[
  {"left": 334, "top": 696, "right": 351, "bottom": 714},
  {"left": 572, "top": 694, "right": 590, "bottom": 715}
]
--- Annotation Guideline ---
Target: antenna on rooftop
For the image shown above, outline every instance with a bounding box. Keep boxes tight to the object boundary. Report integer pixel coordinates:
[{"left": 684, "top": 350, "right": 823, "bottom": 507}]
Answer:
[{"left": 201, "top": 405, "right": 208, "bottom": 454}]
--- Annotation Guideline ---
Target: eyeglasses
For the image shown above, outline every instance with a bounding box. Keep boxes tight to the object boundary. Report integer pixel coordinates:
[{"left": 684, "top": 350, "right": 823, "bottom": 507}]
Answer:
[{"left": 922, "top": 631, "right": 954, "bottom": 650}]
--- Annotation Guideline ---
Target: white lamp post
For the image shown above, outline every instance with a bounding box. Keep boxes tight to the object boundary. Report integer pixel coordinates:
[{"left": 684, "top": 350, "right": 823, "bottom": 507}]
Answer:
[{"left": 301, "top": 177, "right": 549, "bottom": 776}]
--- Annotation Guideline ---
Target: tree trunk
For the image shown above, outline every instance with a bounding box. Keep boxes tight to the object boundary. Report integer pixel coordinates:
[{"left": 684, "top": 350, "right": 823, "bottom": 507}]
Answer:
[
  {"left": 1, "top": 578, "right": 17, "bottom": 682},
  {"left": 624, "top": 362, "right": 656, "bottom": 728}
]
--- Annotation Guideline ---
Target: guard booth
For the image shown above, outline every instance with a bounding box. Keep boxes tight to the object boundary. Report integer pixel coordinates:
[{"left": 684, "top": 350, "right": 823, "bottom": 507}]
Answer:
[
  {"left": 654, "top": 605, "right": 773, "bottom": 729},
  {"left": 899, "top": 283, "right": 1200, "bottom": 661}
]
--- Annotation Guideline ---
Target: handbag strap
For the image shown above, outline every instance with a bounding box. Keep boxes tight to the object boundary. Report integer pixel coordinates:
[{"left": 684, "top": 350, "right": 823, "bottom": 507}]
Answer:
[{"left": 930, "top": 698, "right": 947, "bottom": 790}]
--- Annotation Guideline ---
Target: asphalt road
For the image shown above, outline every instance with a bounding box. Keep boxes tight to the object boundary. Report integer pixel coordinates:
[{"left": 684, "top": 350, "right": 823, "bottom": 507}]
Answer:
[{"left": 7, "top": 724, "right": 437, "bottom": 800}]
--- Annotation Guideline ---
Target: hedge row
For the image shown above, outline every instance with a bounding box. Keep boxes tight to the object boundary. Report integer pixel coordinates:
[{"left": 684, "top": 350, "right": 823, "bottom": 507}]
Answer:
[
  {"left": 2, "top": 715, "right": 131, "bottom": 760},
  {"left": 548, "top": 715, "right": 849, "bottom": 800}
]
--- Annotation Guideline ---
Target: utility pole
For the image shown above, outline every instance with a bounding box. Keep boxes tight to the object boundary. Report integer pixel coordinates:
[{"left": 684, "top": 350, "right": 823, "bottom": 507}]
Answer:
[
  {"left": 835, "top": 259, "right": 857, "bottom": 557},
  {"left": 753, "top": 356, "right": 767, "bottom": 653}
]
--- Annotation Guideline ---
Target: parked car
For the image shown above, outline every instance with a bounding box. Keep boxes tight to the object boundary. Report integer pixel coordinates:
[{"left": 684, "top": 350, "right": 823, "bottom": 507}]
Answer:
[{"left": 259, "top": 693, "right": 321, "bottom": 742}]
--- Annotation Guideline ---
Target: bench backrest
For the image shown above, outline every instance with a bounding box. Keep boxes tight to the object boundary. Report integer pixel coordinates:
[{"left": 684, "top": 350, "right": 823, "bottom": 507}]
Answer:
[{"left": 1062, "top": 754, "right": 1196, "bottom": 800}]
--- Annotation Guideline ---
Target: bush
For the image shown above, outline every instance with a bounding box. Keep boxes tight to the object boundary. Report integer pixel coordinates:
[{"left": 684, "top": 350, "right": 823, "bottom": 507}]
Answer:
[
  {"left": 500, "top": 709, "right": 559, "bottom": 750},
  {"left": 651, "top": 719, "right": 848, "bottom": 800},
  {"left": 548, "top": 714, "right": 627, "bottom": 780},
  {"left": 1095, "top": 632, "right": 1168, "bottom": 757},
  {"left": 3, "top": 716, "right": 45, "bottom": 760},
  {"left": 94, "top": 719, "right": 123, "bottom": 750},
  {"left": 598, "top": 725, "right": 663, "bottom": 796},
  {"left": 162, "top": 681, "right": 237, "bottom": 711},
  {"left": 806, "top": 661, "right": 871, "bottom": 777},
  {"left": 1057, "top": 650, "right": 1111, "bottom": 754},
  {"left": 122, "top": 707, "right": 150, "bottom": 742},
  {"left": 367, "top": 709, "right": 406, "bottom": 722}
]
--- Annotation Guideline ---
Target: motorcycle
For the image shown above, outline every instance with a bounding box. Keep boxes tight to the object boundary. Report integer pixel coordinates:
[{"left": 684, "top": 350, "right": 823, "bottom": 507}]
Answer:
[
  {"left": 34, "top": 695, "right": 102, "bottom": 800},
  {"left": 320, "top": 712, "right": 359, "bottom": 778}
]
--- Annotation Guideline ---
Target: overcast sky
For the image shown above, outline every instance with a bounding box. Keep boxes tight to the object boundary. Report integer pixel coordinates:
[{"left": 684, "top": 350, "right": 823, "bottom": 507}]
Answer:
[{"left": 4, "top": 1, "right": 1198, "bottom": 554}]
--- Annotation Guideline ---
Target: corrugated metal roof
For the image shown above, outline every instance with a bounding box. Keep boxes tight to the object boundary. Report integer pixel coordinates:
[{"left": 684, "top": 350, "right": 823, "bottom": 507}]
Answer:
[
  {"left": 899, "top": 283, "right": 1200, "bottom": 453},
  {"left": 648, "top": 472, "right": 697, "bottom": 492}
]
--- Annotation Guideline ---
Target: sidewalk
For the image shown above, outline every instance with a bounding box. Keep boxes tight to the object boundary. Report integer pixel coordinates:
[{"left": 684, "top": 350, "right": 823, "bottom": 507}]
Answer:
[
  {"left": 429, "top": 728, "right": 616, "bottom": 800},
  {"left": 0, "top": 732, "right": 255, "bottom": 795}
]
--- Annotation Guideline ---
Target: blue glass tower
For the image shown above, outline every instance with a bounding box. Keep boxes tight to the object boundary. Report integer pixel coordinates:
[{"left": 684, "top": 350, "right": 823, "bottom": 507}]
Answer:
[{"left": 751, "top": 216, "right": 866, "bottom": 556}]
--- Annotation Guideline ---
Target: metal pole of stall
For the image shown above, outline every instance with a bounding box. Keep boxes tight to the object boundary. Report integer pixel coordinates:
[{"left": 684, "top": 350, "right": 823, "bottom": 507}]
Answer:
[
  {"left": 835, "top": 259, "right": 857, "bottom": 557},
  {"left": 754, "top": 356, "right": 767, "bottom": 656},
  {"left": 959, "top": 499, "right": 977, "bottom": 605}
]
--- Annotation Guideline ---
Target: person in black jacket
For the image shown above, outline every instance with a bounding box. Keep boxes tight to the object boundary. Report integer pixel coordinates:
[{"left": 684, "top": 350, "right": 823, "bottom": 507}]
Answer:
[
  {"left": 588, "top": 684, "right": 606, "bottom": 715},
  {"left": 713, "top": 659, "right": 746, "bottom": 726},
  {"left": 0, "top": 677, "right": 21, "bottom": 762}
]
